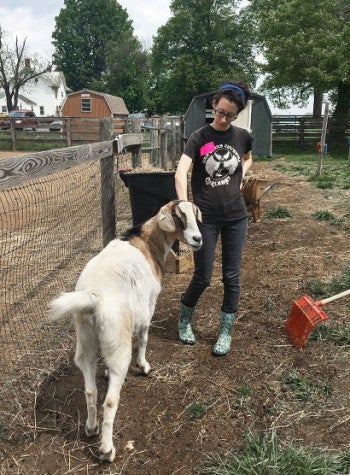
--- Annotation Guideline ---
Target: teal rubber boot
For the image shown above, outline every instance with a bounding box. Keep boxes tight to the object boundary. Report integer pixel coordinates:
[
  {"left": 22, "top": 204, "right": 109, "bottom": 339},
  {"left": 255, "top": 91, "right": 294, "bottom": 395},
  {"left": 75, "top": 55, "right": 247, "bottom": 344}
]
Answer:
[
  {"left": 178, "top": 302, "right": 196, "bottom": 345},
  {"left": 212, "top": 311, "right": 236, "bottom": 356}
]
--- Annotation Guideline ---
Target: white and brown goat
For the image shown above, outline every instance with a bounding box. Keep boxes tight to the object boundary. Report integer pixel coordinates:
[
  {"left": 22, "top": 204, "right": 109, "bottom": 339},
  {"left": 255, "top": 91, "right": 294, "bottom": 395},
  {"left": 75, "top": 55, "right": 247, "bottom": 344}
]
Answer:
[{"left": 48, "top": 200, "right": 202, "bottom": 462}]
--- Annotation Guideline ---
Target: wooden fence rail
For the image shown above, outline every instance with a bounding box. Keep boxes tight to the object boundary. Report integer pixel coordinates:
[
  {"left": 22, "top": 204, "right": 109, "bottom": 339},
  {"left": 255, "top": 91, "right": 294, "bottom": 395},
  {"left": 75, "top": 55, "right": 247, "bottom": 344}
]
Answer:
[
  {"left": 0, "top": 134, "right": 143, "bottom": 244},
  {"left": 272, "top": 115, "right": 350, "bottom": 153},
  {"left": 1, "top": 114, "right": 349, "bottom": 157},
  {"left": 0, "top": 115, "right": 184, "bottom": 166}
]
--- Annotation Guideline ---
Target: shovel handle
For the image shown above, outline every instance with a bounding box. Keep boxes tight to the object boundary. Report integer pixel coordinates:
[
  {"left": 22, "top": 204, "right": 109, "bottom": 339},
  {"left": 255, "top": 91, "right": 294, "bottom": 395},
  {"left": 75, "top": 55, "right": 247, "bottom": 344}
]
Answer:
[{"left": 316, "top": 288, "right": 350, "bottom": 306}]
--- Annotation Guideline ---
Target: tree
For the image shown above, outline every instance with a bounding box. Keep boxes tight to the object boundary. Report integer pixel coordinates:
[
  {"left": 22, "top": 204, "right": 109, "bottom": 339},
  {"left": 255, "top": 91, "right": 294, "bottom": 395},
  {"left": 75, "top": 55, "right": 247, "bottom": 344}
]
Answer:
[
  {"left": 247, "top": 0, "right": 350, "bottom": 120},
  {"left": 150, "top": 0, "right": 257, "bottom": 114},
  {"left": 98, "top": 36, "right": 150, "bottom": 113},
  {"left": 52, "top": 0, "right": 134, "bottom": 92},
  {"left": 0, "top": 26, "right": 51, "bottom": 112}
]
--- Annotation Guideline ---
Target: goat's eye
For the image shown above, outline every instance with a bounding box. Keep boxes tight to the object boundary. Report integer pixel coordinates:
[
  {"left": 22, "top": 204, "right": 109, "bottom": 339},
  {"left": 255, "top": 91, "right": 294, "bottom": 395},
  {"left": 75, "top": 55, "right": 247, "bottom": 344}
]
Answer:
[{"left": 172, "top": 213, "right": 185, "bottom": 229}]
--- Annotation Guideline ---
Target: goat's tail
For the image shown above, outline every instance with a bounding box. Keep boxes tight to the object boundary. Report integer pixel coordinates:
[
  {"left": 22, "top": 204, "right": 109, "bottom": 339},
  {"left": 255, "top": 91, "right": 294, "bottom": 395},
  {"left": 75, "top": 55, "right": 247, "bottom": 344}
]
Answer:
[{"left": 48, "top": 290, "right": 98, "bottom": 321}]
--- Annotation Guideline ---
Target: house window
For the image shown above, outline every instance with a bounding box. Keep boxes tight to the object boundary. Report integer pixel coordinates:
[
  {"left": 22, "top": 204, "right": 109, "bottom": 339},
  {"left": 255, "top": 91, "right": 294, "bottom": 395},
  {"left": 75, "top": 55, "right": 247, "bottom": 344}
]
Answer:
[
  {"left": 1, "top": 106, "right": 7, "bottom": 113},
  {"left": 39, "top": 106, "right": 45, "bottom": 116},
  {"left": 81, "top": 94, "right": 91, "bottom": 112}
]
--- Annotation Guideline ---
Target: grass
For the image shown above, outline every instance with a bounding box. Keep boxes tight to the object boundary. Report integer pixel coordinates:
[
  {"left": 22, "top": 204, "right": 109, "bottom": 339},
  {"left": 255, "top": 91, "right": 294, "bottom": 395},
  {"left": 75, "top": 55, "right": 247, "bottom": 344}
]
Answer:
[
  {"left": 270, "top": 152, "right": 350, "bottom": 190},
  {"left": 265, "top": 206, "right": 293, "bottom": 219},
  {"left": 283, "top": 370, "right": 332, "bottom": 401},
  {"left": 309, "top": 323, "right": 350, "bottom": 346},
  {"left": 304, "top": 264, "right": 350, "bottom": 298},
  {"left": 313, "top": 209, "right": 344, "bottom": 226},
  {"left": 265, "top": 296, "right": 277, "bottom": 311},
  {"left": 303, "top": 265, "right": 350, "bottom": 345},
  {"left": 185, "top": 401, "right": 207, "bottom": 419},
  {"left": 234, "top": 385, "right": 253, "bottom": 398},
  {"left": 200, "top": 430, "right": 350, "bottom": 474}
]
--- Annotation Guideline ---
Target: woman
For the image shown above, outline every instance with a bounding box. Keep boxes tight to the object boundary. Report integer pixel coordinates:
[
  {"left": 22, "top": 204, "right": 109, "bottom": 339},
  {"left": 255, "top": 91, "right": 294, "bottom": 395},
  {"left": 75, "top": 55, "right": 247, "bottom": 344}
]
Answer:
[{"left": 175, "top": 80, "right": 253, "bottom": 356}]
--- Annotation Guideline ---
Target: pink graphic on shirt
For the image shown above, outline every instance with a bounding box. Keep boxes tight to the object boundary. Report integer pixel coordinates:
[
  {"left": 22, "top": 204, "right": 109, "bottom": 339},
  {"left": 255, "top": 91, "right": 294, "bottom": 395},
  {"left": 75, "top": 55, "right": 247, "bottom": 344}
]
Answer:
[{"left": 200, "top": 141, "right": 216, "bottom": 157}]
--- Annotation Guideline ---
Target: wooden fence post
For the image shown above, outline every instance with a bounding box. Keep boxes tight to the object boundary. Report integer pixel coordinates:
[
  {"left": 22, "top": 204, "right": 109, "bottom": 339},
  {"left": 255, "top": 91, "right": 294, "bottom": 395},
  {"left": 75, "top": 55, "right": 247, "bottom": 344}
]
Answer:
[
  {"left": 125, "top": 118, "right": 142, "bottom": 167},
  {"left": 99, "top": 117, "right": 113, "bottom": 141},
  {"left": 10, "top": 120, "right": 16, "bottom": 151},
  {"left": 100, "top": 118, "right": 116, "bottom": 246},
  {"left": 167, "top": 117, "right": 177, "bottom": 170},
  {"left": 316, "top": 103, "right": 329, "bottom": 176},
  {"left": 299, "top": 117, "right": 305, "bottom": 150},
  {"left": 150, "top": 117, "right": 160, "bottom": 167},
  {"left": 66, "top": 118, "right": 72, "bottom": 147},
  {"left": 160, "top": 116, "right": 167, "bottom": 169}
]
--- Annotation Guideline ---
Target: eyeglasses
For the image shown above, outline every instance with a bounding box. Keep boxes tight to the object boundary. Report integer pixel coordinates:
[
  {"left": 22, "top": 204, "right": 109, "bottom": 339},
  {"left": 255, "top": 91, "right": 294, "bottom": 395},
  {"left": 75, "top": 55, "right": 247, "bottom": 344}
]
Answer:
[{"left": 214, "top": 109, "right": 238, "bottom": 121}]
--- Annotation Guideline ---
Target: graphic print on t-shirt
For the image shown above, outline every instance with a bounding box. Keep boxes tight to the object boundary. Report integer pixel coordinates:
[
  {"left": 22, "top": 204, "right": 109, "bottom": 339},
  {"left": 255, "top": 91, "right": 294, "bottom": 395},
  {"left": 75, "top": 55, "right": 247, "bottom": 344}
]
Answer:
[{"left": 200, "top": 142, "right": 241, "bottom": 187}]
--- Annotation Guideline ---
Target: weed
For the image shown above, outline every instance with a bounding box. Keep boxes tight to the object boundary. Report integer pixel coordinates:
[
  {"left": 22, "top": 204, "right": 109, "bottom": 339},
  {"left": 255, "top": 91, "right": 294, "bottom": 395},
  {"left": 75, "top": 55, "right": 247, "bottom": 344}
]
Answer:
[
  {"left": 316, "top": 181, "right": 334, "bottom": 189},
  {"left": 234, "top": 385, "right": 253, "bottom": 398},
  {"left": 185, "top": 402, "right": 207, "bottom": 419},
  {"left": 313, "top": 209, "right": 343, "bottom": 226},
  {"left": 284, "top": 370, "right": 332, "bottom": 401},
  {"left": 309, "top": 323, "right": 350, "bottom": 346},
  {"left": 265, "top": 296, "right": 276, "bottom": 311},
  {"left": 308, "top": 174, "right": 335, "bottom": 189},
  {"left": 265, "top": 206, "right": 293, "bottom": 219},
  {"left": 304, "top": 264, "right": 350, "bottom": 298}
]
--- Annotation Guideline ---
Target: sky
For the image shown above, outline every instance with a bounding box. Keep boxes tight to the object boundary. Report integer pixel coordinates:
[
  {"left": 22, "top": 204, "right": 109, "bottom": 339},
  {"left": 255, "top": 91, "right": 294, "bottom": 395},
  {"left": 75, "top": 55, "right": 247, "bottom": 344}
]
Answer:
[
  {"left": 0, "top": 0, "right": 170, "bottom": 56},
  {"left": 0, "top": 0, "right": 312, "bottom": 114}
]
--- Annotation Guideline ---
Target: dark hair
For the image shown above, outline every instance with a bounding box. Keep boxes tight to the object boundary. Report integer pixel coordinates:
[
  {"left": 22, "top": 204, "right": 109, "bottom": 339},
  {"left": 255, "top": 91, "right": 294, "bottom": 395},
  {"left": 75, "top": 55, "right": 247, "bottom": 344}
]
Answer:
[{"left": 212, "top": 80, "right": 251, "bottom": 113}]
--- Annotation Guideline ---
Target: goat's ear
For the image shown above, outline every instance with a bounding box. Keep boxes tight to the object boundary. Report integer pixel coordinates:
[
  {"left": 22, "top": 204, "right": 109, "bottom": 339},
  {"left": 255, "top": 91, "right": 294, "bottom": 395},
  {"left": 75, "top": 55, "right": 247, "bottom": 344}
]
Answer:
[
  {"left": 194, "top": 204, "right": 202, "bottom": 223},
  {"left": 157, "top": 205, "right": 176, "bottom": 232}
]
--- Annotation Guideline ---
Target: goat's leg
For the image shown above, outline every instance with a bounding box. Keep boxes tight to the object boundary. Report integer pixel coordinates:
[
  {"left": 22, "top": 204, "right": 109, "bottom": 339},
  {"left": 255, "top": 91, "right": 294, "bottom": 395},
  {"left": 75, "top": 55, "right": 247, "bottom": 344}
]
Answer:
[
  {"left": 136, "top": 324, "right": 151, "bottom": 375},
  {"left": 75, "top": 324, "right": 99, "bottom": 437},
  {"left": 99, "top": 348, "right": 131, "bottom": 462}
]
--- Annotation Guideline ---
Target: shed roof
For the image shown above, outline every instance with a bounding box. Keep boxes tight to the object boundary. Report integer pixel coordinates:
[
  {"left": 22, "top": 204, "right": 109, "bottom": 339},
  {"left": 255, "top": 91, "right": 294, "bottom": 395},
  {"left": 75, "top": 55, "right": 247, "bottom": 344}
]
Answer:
[{"left": 68, "top": 89, "right": 129, "bottom": 115}]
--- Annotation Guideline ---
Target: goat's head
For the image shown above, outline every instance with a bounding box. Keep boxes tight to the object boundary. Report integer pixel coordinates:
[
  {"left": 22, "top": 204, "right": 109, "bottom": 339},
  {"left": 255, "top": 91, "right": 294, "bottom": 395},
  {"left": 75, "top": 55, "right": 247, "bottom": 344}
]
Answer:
[{"left": 157, "top": 200, "right": 202, "bottom": 251}]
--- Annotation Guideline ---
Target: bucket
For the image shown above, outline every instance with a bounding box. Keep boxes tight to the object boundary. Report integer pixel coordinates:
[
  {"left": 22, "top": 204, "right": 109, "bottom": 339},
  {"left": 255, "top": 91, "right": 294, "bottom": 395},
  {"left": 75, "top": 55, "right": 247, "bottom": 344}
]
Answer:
[{"left": 119, "top": 171, "right": 177, "bottom": 227}]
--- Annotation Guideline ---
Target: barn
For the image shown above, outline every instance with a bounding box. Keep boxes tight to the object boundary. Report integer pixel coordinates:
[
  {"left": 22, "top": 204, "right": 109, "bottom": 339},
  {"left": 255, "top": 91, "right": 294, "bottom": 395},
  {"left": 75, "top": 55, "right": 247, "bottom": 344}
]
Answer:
[
  {"left": 184, "top": 91, "right": 272, "bottom": 156},
  {"left": 61, "top": 89, "right": 129, "bottom": 118}
]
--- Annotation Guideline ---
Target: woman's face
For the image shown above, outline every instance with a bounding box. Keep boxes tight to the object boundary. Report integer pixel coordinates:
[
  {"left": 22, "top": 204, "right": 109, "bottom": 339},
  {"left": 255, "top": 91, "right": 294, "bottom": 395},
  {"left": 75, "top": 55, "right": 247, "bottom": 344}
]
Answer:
[{"left": 211, "top": 97, "right": 239, "bottom": 131}]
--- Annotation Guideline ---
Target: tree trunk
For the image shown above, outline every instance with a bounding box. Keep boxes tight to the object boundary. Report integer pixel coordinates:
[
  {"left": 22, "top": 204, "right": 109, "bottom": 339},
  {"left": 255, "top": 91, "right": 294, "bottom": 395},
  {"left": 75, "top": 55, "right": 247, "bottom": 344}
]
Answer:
[
  {"left": 328, "top": 81, "right": 350, "bottom": 148},
  {"left": 312, "top": 91, "right": 323, "bottom": 118},
  {"left": 333, "top": 81, "right": 350, "bottom": 119}
]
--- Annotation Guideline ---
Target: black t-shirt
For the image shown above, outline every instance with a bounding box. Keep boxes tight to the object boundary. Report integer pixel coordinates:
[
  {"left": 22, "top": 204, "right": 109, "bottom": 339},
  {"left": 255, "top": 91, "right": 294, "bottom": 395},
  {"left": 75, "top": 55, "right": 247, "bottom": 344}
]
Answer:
[{"left": 183, "top": 124, "right": 253, "bottom": 223}]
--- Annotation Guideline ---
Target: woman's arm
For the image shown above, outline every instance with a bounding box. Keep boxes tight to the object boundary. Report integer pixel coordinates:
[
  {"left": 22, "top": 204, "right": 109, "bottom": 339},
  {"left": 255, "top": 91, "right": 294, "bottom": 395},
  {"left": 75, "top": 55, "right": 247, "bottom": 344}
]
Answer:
[
  {"left": 175, "top": 153, "right": 193, "bottom": 200},
  {"left": 241, "top": 151, "right": 253, "bottom": 185}
]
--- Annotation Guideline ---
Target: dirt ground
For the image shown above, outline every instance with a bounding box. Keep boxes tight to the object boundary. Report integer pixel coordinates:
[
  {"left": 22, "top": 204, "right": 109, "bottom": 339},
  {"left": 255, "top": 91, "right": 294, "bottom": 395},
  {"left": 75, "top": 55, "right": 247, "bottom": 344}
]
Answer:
[{"left": 1, "top": 151, "right": 350, "bottom": 474}]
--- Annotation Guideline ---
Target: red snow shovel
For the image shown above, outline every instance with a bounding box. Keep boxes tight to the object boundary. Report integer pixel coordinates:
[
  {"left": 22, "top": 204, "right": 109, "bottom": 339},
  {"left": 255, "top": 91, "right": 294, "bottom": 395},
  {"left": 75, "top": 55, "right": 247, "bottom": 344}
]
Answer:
[{"left": 285, "top": 288, "right": 350, "bottom": 349}]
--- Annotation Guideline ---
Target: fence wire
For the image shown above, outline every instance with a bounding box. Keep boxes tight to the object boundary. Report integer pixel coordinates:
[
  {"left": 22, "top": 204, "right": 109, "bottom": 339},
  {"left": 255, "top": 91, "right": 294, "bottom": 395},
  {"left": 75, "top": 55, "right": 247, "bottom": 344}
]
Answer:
[{"left": 0, "top": 152, "right": 136, "bottom": 389}]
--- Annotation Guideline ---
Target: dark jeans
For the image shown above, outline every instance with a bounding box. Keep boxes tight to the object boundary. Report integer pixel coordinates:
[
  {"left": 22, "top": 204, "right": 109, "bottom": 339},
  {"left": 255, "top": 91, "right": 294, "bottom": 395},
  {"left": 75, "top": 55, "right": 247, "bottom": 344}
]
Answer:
[{"left": 181, "top": 217, "right": 248, "bottom": 314}]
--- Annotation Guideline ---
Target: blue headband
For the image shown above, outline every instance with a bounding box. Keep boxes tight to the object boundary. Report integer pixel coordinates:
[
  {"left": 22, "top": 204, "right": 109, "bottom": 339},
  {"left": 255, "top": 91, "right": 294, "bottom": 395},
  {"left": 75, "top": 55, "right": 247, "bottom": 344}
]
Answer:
[{"left": 219, "top": 83, "right": 246, "bottom": 101}]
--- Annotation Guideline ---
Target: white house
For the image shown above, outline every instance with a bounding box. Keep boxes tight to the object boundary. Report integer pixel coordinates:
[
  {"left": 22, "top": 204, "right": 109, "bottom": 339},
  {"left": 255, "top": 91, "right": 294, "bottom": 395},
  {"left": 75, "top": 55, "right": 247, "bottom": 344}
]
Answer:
[{"left": 0, "top": 70, "right": 71, "bottom": 117}]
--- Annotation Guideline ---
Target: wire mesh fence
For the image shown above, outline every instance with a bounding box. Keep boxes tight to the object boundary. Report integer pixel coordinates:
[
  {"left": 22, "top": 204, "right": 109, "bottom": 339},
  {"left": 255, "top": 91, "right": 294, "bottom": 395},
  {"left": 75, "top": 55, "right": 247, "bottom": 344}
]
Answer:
[{"left": 0, "top": 147, "right": 146, "bottom": 394}]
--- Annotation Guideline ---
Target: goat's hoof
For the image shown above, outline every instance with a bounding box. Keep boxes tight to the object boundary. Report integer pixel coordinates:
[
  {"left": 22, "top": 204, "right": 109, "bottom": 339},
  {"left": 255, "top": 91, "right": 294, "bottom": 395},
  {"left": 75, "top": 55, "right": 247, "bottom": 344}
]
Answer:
[
  {"left": 138, "top": 361, "right": 151, "bottom": 375},
  {"left": 85, "top": 422, "right": 99, "bottom": 437},
  {"left": 99, "top": 445, "right": 116, "bottom": 463}
]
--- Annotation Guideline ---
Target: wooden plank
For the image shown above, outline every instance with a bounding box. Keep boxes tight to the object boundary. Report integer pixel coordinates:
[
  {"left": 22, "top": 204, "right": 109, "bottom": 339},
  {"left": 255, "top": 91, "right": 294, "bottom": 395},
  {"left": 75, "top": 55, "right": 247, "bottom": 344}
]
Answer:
[
  {"left": 113, "top": 133, "right": 143, "bottom": 153},
  {"left": 100, "top": 155, "right": 116, "bottom": 246},
  {"left": 165, "top": 249, "right": 193, "bottom": 274},
  {"left": 0, "top": 141, "right": 113, "bottom": 191},
  {"left": 100, "top": 121, "right": 116, "bottom": 246}
]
